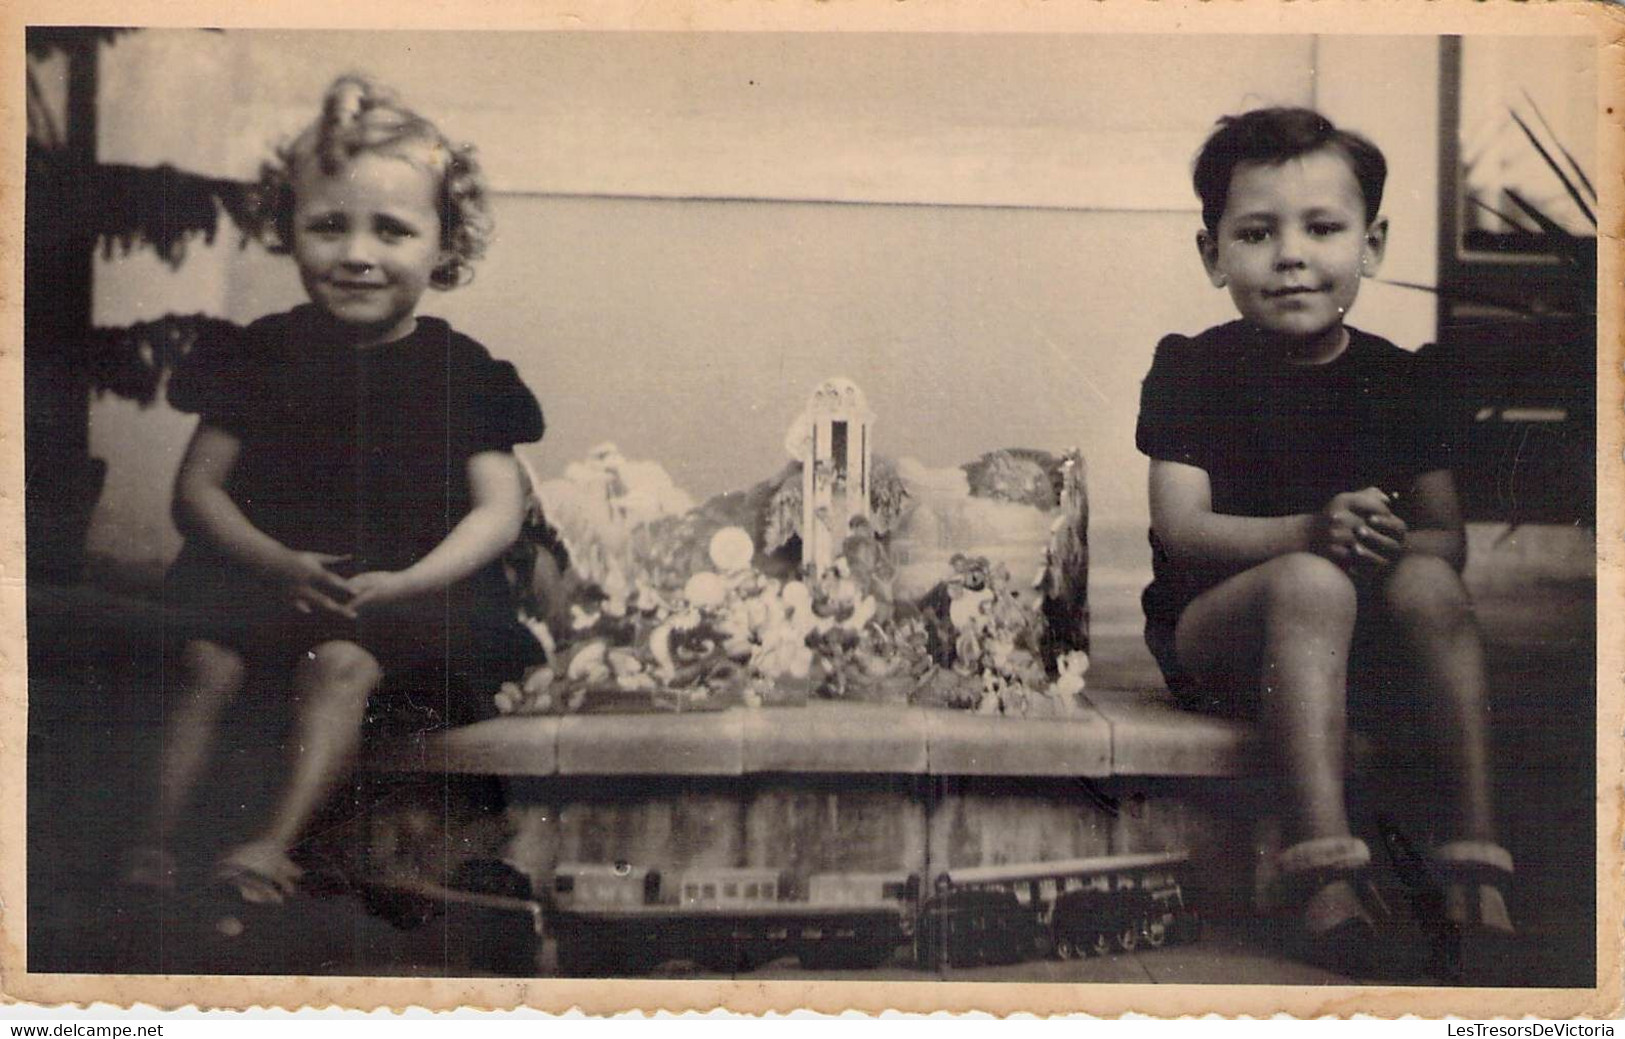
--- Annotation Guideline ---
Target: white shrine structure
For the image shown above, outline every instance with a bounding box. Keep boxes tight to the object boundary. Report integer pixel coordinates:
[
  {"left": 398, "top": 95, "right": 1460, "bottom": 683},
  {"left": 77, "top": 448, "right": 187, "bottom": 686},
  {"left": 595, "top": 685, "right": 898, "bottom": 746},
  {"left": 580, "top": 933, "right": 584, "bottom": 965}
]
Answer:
[{"left": 798, "top": 378, "right": 874, "bottom": 574}]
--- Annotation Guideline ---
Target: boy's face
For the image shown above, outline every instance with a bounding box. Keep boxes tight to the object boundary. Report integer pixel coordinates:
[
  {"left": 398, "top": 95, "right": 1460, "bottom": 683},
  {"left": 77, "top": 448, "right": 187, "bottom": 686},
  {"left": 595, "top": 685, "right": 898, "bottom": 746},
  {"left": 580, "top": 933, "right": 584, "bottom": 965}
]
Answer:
[
  {"left": 291, "top": 151, "right": 445, "bottom": 344},
  {"left": 1198, "top": 148, "right": 1386, "bottom": 351}
]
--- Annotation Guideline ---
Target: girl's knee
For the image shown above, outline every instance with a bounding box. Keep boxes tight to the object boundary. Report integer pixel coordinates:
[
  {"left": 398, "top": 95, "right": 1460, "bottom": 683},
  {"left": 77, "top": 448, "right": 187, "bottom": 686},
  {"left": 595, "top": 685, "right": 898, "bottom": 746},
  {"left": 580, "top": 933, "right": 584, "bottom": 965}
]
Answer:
[
  {"left": 300, "top": 641, "right": 383, "bottom": 692},
  {"left": 1382, "top": 554, "right": 1472, "bottom": 634},
  {"left": 1262, "top": 553, "right": 1357, "bottom": 623},
  {"left": 180, "top": 640, "right": 247, "bottom": 695}
]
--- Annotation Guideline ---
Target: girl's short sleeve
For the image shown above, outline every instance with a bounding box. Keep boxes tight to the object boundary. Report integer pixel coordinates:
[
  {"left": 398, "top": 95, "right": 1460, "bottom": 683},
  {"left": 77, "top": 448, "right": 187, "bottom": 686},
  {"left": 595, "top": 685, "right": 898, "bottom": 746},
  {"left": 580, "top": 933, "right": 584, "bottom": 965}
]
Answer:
[
  {"left": 452, "top": 339, "right": 545, "bottom": 457},
  {"left": 1136, "top": 334, "right": 1216, "bottom": 470},
  {"left": 166, "top": 322, "right": 257, "bottom": 436}
]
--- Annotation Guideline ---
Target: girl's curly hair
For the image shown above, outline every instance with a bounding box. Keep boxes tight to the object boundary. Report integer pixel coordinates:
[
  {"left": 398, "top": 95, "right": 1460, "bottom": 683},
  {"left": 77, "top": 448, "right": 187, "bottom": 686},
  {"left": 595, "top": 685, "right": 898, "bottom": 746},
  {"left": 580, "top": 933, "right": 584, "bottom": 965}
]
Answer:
[{"left": 251, "top": 75, "right": 492, "bottom": 290}]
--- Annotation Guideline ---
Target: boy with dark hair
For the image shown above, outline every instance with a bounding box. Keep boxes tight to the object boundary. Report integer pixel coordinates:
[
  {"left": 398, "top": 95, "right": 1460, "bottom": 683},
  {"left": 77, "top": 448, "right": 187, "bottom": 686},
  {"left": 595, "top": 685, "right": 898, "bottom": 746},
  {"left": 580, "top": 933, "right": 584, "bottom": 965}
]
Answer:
[{"left": 1137, "top": 106, "right": 1513, "bottom": 980}]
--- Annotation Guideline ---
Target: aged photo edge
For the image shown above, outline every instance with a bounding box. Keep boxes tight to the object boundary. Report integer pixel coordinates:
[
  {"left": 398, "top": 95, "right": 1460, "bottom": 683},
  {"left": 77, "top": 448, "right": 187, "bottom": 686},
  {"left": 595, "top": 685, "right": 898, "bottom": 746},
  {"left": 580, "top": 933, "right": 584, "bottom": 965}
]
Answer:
[{"left": 1, "top": 0, "right": 1620, "bottom": 1018}]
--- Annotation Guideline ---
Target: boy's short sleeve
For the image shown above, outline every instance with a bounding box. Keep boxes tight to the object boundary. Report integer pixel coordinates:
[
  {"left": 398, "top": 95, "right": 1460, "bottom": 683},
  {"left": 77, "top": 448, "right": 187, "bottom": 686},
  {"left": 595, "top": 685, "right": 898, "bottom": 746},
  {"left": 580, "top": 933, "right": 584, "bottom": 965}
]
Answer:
[
  {"left": 1395, "top": 346, "right": 1468, "bottom": 477},
  {"left": 1136, "top": 333, "right": 1218, "bottom": 471},
  {"left": 451, "top": 338, "right": 545, "bottom": 457}
]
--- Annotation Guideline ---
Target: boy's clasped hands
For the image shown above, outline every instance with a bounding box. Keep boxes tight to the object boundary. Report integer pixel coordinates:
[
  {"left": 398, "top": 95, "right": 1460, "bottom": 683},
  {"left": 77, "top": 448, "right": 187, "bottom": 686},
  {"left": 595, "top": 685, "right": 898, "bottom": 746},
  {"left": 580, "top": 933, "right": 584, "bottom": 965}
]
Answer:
[{"left": 1314, "top": 486, "right": 1406, "bottom": 572}]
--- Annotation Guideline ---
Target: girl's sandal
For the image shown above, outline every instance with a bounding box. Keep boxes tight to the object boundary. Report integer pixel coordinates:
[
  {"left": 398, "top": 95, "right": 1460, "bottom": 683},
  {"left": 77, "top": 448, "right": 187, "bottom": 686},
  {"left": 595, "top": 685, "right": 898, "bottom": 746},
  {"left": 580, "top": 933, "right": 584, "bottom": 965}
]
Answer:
[
  {"left": 212, "top": 845, "right": 304, "bottom": 906},
  {"left": 1424, "top": 841, "right": 1516, "bottom": 986},
  {"left": 199, "top": 849, "right": 304, "bottom": 949},
  {"left": 120, "top": 845, "right": 180, "bottom": 892}
]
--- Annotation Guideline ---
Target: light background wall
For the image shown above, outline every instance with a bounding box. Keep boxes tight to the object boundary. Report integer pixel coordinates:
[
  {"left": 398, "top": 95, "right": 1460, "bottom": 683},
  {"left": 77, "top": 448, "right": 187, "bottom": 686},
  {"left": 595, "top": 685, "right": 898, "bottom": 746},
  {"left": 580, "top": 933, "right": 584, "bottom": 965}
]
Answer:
[{"left": 83, "top": 30, "right": 1446, "bottom": 618}]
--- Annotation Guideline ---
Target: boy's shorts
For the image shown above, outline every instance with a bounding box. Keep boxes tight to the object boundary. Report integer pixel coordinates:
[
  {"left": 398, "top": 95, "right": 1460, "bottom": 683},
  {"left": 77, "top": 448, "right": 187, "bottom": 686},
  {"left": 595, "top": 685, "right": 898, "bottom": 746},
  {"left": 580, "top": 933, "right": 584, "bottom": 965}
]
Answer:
[{"left": 1147, "top": 609, "right": 1413, "bottom": 724}]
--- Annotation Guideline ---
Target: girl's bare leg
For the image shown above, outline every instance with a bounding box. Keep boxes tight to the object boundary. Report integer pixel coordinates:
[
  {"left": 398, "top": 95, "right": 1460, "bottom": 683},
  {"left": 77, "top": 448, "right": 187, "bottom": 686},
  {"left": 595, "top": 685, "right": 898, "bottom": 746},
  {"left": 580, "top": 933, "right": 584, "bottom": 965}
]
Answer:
[
  {"left": 1375, "top": 553, "right": 1496, "bottom": 842},
  {"left": 134, "top": 639, "right": 248, "bottom": 885},
  {"left": 218, "top": 640, "right": 381, "bottom": 902},
  {"left": 1176, "top": 552, "right": 1359, "bottom": 843}
]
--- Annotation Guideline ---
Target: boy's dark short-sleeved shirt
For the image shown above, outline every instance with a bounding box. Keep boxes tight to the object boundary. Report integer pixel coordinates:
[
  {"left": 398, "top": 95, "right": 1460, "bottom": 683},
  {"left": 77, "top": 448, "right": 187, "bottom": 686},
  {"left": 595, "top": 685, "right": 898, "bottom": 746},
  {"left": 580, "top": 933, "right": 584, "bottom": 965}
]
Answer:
[
  {"left": 1135, "top": 320, "right": 1461, "bottom": 689},
  {"left": 165, "top": 304, "right": 545, "bottom": 722}
]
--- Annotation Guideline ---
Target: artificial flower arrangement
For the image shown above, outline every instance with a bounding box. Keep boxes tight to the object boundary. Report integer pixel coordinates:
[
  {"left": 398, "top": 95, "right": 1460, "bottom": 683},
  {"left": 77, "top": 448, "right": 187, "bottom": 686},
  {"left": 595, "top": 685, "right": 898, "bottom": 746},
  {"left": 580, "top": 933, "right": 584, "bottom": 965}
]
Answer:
[{"left": 496, "top": 443, "right": 1090, "bottom": 718}]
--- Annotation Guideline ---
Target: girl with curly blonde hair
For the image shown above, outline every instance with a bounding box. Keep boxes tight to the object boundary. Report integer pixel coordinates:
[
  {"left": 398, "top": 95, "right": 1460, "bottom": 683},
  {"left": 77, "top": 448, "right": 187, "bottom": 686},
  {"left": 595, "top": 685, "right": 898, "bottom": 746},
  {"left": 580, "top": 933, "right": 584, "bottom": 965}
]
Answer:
[{"left": 127, "top": 76, "right": 544, "bottom": 908}]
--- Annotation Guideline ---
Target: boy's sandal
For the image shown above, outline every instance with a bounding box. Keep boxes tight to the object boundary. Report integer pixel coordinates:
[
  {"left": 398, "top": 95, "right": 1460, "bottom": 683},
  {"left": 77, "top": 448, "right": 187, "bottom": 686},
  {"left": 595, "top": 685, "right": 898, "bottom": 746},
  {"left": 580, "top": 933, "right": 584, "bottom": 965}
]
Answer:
[
  {"left": 1432, "top": 841, "right": 1514, "bottom": 932},
  {"left": 1424, "top": 841, "right": 1517, "bottom": 985},
  {"left": 1267, "top": 836, "right": 1391, "bottom": 979}
]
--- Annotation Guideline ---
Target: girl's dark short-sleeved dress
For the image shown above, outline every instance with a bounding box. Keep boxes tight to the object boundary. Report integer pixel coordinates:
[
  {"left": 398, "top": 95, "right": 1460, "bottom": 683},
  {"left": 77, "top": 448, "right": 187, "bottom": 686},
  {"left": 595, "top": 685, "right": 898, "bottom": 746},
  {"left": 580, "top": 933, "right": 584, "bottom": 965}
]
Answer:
[
  {"left": 1135, "top": 319, "right": 1463, "bottom": 708},
  {"left": 165, "top": 304, "right": 546, "bottom": 727}
]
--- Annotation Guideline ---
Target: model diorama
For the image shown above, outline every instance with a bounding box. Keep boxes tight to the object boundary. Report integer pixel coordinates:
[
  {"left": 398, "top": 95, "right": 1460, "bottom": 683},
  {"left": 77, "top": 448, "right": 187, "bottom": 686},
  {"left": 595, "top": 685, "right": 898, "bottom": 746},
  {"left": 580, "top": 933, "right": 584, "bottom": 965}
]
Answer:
[
  {"left": 496, "top": 377, "right": 1094, "bottom": 719},
  {"left": 543, "top": 851, "right": 1198, "bottom": 975}
]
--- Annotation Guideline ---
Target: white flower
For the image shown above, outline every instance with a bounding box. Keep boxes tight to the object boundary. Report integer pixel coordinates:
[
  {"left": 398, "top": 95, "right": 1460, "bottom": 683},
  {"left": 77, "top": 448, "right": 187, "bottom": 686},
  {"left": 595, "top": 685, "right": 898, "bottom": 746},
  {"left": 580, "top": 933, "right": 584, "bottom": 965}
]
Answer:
[
  {"left": 570, "top": 605, "right": 601, "bottom": 632},
  {"left": 986, "top": 635, "right": 1017, "bottom": 670},
  {"left": 601, "top": 567, "right": 630, "bottom": 604},
  {"left": 744, "top": 595, "right": 774, "bottom": 634},
  {"left": 649, "top": 623, "right": 676, "bottom": 678},
  {"left": 519, "top": 614, "right": 556, "bottom": 655},
  {"left": 842, "top": 596, "right": 877, "bottom": 631},
  {"left": 708, "top": 527, "right": 756, "bottom": 573},
  {"left": 782, "top": 581, "right": 813, "bottom": 615},
  {"left": 1059, "top": 650, "right": 1091, "bottom": 677},
  {"left": 607, "top": 648, "right": 644, "bottom": 677},
  {"left": 684, "top": 571, "right": 728, "bottom": 609},
  {"left": 948, "top": 588, "right": 992, "bottom": 629},
  {"left": 566, "top": 641, "right": 608, "bottom": 680},
  {"left": 522, "top": 667, "right": 555, "bottom": 696},
  {"left": 495, "top": 682, "right": 523, "bottom": 715}
]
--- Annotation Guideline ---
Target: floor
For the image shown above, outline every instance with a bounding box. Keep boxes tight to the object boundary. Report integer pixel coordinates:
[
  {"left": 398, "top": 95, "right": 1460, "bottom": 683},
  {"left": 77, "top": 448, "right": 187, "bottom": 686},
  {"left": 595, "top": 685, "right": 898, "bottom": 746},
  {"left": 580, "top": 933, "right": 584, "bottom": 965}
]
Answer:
[
  {"left": 20, "top": 877, "right": 1537, "bottom": 987},
  {"left": 15, "top": 874, "right": 1438, "bottom": 985}
]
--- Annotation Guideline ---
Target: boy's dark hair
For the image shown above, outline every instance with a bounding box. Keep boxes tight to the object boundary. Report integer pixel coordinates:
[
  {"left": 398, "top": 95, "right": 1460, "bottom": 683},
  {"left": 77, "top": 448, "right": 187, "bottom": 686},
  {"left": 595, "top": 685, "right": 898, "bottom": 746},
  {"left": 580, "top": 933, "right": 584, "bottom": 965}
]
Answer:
[{"left": 1193, "top": 107, "right": 1387, "bottom": 232}]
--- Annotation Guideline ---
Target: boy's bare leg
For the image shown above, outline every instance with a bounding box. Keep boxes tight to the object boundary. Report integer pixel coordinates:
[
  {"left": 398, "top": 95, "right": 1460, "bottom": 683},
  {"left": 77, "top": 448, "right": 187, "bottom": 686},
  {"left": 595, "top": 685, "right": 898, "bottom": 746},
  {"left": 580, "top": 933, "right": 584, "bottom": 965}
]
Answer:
[
  {"left": 1177, "top": 552, "right": 1358, "bottom": 843},
  {"left": 218, "top": 640, "right": 381, "bottom": 902},
  {"left": 138, "top": 639, "right": 249, "bottom": 881},
  {"left": 1377, "top": 553, "right": 1496, "bottom": 842}
]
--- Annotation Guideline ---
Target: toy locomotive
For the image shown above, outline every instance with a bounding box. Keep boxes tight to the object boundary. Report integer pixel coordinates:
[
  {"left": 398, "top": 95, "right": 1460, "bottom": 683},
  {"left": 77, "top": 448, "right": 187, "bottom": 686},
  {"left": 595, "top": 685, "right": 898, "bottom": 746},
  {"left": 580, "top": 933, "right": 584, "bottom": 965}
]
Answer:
[
  {"left": 546, "top": 850, "right": 1198, "bottom": 975},
  {"left": 919, "top": 850, "right": 1200, "bottom": 968}
]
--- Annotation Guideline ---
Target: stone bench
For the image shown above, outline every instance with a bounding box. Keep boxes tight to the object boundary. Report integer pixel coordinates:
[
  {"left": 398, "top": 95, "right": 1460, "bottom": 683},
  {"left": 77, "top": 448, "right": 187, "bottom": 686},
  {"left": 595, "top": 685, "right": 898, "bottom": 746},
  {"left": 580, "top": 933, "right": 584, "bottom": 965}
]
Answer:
[{"left": 364, "top": 695, "right": 1258, "bottom": 780}]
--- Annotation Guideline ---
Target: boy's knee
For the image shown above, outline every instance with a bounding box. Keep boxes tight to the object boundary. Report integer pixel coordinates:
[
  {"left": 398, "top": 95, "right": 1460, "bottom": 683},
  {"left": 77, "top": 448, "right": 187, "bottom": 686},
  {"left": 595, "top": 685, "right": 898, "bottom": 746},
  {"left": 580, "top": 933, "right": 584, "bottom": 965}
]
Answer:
[
  {"left": 1262, "top": 552, "right": 1357, "bottom": 622},
  {"left": 302, "top": 641, "right": 383, "bottom": 691},
  {"left": 1382, "top": 554, "right": 1472, "bottom": 633}
]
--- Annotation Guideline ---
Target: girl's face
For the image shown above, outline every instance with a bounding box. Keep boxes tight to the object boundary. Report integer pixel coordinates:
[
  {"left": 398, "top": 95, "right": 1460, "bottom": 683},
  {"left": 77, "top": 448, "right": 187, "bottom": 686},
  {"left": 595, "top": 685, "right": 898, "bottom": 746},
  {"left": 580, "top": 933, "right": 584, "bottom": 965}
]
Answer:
[
  {"left": 1198, "top": 148, "right": 1387, "bottom": 358},
  {"left": 291, "top": 151, "right": 445, "bottom": 345}
]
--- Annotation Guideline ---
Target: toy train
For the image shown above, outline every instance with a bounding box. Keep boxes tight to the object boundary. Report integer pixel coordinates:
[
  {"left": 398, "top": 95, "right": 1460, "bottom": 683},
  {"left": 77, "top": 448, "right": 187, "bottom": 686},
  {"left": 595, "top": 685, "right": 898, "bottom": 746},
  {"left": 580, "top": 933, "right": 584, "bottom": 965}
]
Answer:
[
  {"left": 545, "top": 850, "right": 1198, "bottom": 975},
  {"left": 548, "top": 864, "right": 917, "bottom": 975},
  {"left": 921, "top": 850, "right": 1200, "bottom": 968}
]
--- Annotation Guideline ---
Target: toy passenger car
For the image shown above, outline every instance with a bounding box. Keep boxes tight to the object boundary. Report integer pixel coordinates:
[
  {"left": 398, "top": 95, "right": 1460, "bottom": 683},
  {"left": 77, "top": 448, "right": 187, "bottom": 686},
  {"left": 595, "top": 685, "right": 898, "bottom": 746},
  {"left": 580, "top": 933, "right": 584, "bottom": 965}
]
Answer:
[{"left": 547, "top": 862, "right": 913, "bottom": 976}]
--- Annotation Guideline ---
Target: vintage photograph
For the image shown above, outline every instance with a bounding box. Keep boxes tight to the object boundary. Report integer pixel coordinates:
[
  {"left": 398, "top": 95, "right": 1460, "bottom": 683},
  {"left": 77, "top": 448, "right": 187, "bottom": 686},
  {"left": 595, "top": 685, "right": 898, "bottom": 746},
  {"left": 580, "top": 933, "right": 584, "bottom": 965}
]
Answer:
[{"left": 12, "top": 14, "right": 1612, "bottom": 1013}]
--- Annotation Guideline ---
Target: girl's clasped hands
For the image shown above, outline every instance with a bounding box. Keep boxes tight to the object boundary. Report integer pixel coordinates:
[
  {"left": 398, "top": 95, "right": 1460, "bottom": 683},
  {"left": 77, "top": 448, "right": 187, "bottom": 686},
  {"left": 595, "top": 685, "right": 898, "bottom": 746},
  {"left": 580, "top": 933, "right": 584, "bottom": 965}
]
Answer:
[
  {"left": 274, "top": 551, "right": 418, "bottom": 616},
  {"left": 276, "top": 550, "right": 357, "bottom": 617}
]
